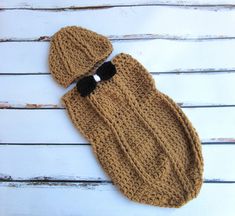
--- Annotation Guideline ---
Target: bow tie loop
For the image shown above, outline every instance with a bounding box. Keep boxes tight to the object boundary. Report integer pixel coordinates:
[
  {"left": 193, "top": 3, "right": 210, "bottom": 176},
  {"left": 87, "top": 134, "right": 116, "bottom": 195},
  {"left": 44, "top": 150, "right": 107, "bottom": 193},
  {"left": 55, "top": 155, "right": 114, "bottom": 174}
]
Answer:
[{"left": 76, "top": 61, "right": 116, "bottom": 97}]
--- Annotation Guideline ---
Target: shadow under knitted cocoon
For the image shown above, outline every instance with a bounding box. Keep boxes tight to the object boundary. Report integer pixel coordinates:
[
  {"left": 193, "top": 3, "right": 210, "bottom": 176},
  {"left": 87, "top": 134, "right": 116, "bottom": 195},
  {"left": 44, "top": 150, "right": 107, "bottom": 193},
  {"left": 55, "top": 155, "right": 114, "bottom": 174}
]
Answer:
[{"left": 61, "top": 53, "right": 203, "bottom": 208}]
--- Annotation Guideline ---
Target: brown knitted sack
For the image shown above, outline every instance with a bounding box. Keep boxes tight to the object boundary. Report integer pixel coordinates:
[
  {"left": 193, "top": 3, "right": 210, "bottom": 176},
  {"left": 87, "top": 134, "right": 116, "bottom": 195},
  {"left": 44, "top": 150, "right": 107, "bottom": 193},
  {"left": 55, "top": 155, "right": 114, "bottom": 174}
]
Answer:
[{"left": 48, "top": 26, "right": 204, "bottom": 208}]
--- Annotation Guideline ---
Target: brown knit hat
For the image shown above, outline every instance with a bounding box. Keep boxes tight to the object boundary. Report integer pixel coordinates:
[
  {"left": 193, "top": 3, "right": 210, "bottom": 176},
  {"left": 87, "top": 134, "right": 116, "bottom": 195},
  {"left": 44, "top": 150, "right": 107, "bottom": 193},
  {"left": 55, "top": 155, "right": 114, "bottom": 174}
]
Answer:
[
  {"left": 49, "top": 26, "right": 113, "bottom": 87},
  {"left": 48, "top": 26, "right": 204, "bottom": 208}
]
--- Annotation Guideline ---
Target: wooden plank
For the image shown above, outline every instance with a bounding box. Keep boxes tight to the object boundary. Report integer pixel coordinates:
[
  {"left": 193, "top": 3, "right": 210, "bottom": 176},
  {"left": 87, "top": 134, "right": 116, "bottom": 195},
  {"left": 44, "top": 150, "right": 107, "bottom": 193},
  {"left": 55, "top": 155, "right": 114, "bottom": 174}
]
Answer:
[
  {"left": 0, "top": 182, "right": 234, "bottom": 216},
  {"left": 2, "top": 0, "right": 235, "bottom": 9},
  {"left": 1, "top": 7, "right": 235, "bottom": 41},
  {"left": 0, "top": 145, "right": 234, "bottom": 181},
  {"left": 0, "top": 73, "right": 235, "bottom": 108},
  {"left": 1, "top": 40, "right": 235, "bottom": 74},
  {"left": 0, "top": 107, "right": 234, "bottom": 144}
]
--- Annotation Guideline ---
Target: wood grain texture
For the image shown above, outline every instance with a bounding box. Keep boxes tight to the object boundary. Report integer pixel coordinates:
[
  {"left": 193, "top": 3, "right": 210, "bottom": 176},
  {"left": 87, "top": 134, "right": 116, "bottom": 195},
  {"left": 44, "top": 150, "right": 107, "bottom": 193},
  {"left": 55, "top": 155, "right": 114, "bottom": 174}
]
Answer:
[
  {"left": 0, "top": 73, "right": 235, "bottom": 108},
  {"left": 1, "top": 40, "right": 235, "bottom": 74},
  {"left": 0, "top": 108, "right": 234, "bottom": 144},
  {"left": 0, "top": 6, "right": 235, "bottom": 41},
  {"left": 0, "top": 145, "right": 234, "bottom": 182},
  {"left": 1, "top": 0, "right": 235, "bottom": 214},
  {"left": 0, "top": 182, "right": 235, "bottom": 216}
]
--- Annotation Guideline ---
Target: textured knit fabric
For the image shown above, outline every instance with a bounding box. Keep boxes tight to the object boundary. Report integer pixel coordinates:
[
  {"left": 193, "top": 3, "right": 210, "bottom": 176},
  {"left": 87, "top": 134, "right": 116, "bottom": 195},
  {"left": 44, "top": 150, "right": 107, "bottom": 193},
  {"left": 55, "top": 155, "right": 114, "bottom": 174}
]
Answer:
[
  {"left": 48, "top": 26, "right": 204, "bottom": 208},
  {"left": 49, "top": 26, "right": 113, "bottom": 87}
]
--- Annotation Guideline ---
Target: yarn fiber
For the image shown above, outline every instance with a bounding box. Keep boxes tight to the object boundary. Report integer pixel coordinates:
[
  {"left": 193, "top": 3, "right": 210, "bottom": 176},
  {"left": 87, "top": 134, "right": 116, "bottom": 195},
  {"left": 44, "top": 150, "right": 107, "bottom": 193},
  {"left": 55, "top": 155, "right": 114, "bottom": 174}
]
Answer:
[
  {"left": 48, "top": 26, "right": 204, "bottom": 208},
  {"left": 49, "top": 26, "right": 113, "bottom": 87}
]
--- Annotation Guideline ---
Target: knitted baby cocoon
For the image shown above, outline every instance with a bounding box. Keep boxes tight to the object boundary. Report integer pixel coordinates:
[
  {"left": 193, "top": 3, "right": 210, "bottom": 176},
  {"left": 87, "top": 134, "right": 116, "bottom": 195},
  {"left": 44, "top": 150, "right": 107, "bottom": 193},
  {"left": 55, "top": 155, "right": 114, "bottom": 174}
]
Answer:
[{"left": 48, "top": 26, "right": 204, "bottom": 208}]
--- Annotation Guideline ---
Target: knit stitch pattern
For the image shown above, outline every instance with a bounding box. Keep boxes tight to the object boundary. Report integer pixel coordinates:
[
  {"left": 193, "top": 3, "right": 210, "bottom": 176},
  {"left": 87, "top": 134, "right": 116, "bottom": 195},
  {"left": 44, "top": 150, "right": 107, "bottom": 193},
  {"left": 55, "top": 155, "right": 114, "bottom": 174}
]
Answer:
[
  {"left": 61, "top": 53, "right": 204, "bottom": 208},
  {"left": 49, "top": 26, "right": 113, "bottom": 87},
  {"left": 48, "top": 26, "right": 204, "bottom": 208}
]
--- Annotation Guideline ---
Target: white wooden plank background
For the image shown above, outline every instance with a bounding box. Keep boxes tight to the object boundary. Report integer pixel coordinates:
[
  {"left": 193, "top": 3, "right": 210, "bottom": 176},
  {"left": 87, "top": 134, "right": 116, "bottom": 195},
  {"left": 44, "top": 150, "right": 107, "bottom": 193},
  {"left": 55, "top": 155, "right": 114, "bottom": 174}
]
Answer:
[
  {"left": 0, "top": 0, "right": 235, "bottom": 215},
  {"left": 0, "top": 108, "right": 234, "bottom": 144},
  {"left": 0, "top": 145, "right": 234, "bottom": 181},
  {"left": 1, "top": 73, "right": 235, "bottom": 107},
  {"left": 1, "top": 40, "right": 235, "bottom": 73},
  {"left": 2, "top": 0, "right": 235, "bottom": 8},
  {"left": 0, "top": 183, "right": 234, "bottom": 216},
  {"left": 1, "top": 7, "right": 235, "bottom": 41}
]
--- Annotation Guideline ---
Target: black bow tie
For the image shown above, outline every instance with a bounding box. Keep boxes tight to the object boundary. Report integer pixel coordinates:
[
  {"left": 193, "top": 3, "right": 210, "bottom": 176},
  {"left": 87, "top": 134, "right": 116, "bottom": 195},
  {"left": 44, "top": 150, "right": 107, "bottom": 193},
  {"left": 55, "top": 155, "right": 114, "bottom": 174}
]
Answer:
[{"left": 76, "top": 61, "right": 116, "bottom": 97}]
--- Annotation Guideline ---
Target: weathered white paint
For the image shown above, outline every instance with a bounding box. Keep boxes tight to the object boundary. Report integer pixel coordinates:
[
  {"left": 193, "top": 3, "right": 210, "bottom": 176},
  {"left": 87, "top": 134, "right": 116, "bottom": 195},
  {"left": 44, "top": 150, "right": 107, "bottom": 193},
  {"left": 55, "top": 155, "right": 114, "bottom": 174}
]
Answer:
[
  {"left": 155, "top": 73, "right": 235, "bottom": 106},
  {"left": 0, "top": 73, "right": 235, "bottom": 108},
  {"left": 0, "top": 145, "right": 234, "bottom": 181},
  {"left": 1, "top": 40, "right": 235, "bottom": 74},
  {"left": 2, "top": 0, "right": 235, "bottom": 8},
  {"left": 1, "top": 7, "right": 235, "bottom": 40},
  {"left": 0, "top": 182, "right": 235, "bottom": 216},
  {"left": 0, "top": 108, "right": 234, "bottom": 144},
  {"left": 1, "top": 0, "right": 235, "bottom": 215}
]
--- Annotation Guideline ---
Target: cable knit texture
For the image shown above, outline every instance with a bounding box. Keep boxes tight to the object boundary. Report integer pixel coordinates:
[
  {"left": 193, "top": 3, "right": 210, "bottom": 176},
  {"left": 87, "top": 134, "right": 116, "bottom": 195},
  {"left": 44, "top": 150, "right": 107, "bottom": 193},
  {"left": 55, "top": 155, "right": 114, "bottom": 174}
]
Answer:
[
  {"left": 49, "top": 26, "right": 113, "bottom": 87},
  {"left": 48, "top": 26, "right": 204, "bottom": 208}
]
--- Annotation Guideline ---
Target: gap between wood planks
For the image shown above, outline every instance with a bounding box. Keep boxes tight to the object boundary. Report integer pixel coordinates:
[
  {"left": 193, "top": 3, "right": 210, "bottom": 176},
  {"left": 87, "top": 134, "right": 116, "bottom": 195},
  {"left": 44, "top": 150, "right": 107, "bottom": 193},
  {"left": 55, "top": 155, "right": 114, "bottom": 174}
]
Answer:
[
  {"left": 0, "top": 139, "right": 234, "bottom": 145},
  {"left": 0, "top": 180, "right": 234, "bottom": 187},
  {"left": 1, "top": 4, "right": 235, "bottom": 11},
  {"left": 1, "top": 35, "right": 235, "bottom": 42},
  {"left": 1, "top": 69, "right": 235, "bottom": 76},
  {"left": 0, "top": 103, "right": 235, "bottom": 109}
]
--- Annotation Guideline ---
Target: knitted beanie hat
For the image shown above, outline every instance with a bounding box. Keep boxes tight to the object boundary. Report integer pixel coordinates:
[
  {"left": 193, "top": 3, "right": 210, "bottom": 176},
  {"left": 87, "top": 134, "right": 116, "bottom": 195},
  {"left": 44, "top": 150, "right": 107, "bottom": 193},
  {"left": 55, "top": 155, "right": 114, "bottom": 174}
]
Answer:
[
  {"left": 48, "top": 26, "right": 204, "bottom": 208},
  {"left": 49, "top": 26, "right": 113, "bottom": 87}
]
